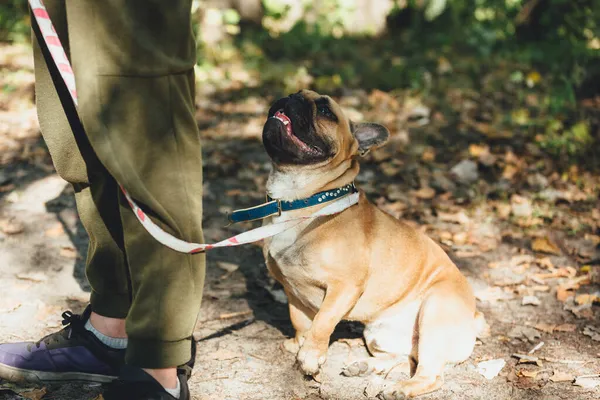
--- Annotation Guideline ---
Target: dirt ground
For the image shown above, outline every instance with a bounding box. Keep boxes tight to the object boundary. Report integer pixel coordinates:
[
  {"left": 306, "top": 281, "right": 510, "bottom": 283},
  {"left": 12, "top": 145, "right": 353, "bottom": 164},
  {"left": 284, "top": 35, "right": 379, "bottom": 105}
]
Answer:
[{"left": 1, "top": 44, "right": 599, "bottom": 400}]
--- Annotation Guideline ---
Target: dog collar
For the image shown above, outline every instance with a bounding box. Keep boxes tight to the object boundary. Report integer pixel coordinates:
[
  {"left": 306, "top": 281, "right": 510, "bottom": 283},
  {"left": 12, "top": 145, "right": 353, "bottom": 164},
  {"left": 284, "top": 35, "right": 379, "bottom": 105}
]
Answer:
[{"left": 228, "top": 183, "right": 358, "bottom": 224}]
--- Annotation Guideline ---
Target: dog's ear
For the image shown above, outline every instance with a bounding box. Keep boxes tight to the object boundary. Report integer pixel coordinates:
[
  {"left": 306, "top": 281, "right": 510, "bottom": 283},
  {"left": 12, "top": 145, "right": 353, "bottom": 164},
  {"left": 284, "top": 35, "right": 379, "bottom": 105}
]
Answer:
[{"left": 351, "top": 122, "right": 390, "bottom": 156}]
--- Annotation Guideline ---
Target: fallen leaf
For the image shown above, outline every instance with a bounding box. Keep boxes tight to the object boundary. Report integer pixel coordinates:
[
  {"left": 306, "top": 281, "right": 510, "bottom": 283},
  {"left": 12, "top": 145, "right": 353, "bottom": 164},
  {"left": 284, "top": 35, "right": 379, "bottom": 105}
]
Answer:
[
  {"left": 512, "top": 254, "right": 535, "bottom": 266},
  {"left": 381, "top": 163, "right": 401, "bottom": 177},
  {"left": 495, "top": 203, "right": 512, "bottom": 219},
  {"left": 582, "top": 325, "right": 600, "bottom": 341},
  {"left": 512, "top": 353, "right": 543, "bottom": 366},
  {"left": 510, "top": 195, "right": 532, "bottom": 218},
  {"left": 518, "top": 369, "right": 539, "bottom": 378},
  {"left": 508, "top": 326, "right": 541, "bottom": 342},
  {"left": 59, "top": 247, "right": 77, "bottom": 259},
  {"left": 550, "top": 371, "right": 574, "bottom": 382},
  {"left": 20, "top": 387, "right": 47, "bottom": 400},
  {"left": 44, "top": 224, "right": 65, "bottom": 238},
  {"left": 477, "top": 359, "right": 506, "bottom": 380},
  {"left": 534, "top": 323, "right": 557, "bottom": 334},
  {"left": 474, "top": 286, "right": 515, "bottom": 303},
  {"left": 532, "top": 237, "right": 561, "bottom": 255},
  {"left": 535, "top": 257, "right": 554, "bottom": 269},
  {"left": 575, "top": 293, "right": 600, "bottom": 306},
  {"left": 573, "top": 375, "right": 600, "bottom": 389},
  {"left": 421, "top": 147, "right": 436, "bottom": 162},
  {"left": 438, "top": 211, "right": 470, "bottom": 225},
  {"left": 554, "top": 324, "right": 577, "bottom": 332},
  {"left": 414, "top": 186, "right": 436, "bottom": 200},
  {"left": 556, "top": 286, "right": 573, "bottom": 302},
  {"left": 469, "top": 143, "right": 489, "bottom": 158},
  {"left": 219, "top": 310, "right": 253, "bottom": 320}
]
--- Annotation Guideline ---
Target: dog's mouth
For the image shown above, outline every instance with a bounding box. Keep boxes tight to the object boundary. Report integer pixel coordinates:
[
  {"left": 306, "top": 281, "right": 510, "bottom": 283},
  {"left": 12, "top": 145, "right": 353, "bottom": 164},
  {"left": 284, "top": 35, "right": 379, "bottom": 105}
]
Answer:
[{"left": 271, "top": 109, "right": 322, "bottom": 156}]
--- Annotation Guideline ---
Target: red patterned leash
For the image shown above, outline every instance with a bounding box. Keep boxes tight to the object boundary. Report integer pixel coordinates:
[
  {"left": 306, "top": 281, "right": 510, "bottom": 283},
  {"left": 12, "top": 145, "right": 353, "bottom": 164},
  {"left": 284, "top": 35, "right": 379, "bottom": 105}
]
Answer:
[
  {"left": 29, "top": 0, "right": 359, "bottom": 254},
  {"left": 29, "top": 0, "right": 77, "bottom": 104}
]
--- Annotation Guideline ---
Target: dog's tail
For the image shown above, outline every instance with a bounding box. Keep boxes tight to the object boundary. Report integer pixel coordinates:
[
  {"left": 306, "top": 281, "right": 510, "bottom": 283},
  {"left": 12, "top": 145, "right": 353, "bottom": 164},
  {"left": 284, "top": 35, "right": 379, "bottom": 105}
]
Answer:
[{"left": 474, "top": 311, "right": 490, "bottom": 338}]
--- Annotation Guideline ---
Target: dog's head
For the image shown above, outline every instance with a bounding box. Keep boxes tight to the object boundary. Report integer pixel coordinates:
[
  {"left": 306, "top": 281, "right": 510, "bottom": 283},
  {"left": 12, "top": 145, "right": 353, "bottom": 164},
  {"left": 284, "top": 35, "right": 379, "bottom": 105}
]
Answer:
[{"left": 262, "top": 90, "right": 389, "bottom": 168}]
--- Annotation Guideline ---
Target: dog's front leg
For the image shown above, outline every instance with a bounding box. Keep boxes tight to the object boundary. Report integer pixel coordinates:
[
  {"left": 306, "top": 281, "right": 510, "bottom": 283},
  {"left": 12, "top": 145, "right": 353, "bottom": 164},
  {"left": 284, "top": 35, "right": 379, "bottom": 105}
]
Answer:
[
  {"left": 297, "top": 284, "right": 362, "bottom": 375},
  {"left": 283, "top": 290, "right": 315, "bottom": 354}
]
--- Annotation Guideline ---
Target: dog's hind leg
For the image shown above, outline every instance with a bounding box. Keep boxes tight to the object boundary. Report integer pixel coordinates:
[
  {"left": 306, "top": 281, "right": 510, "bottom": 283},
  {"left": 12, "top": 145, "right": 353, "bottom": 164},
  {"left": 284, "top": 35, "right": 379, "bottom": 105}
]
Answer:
[
  {"left": 379, "top": 282, "right": 477, "bottom": 399},
  {"left": 343, "top": 302, "right": 419, "bottom": 378}
]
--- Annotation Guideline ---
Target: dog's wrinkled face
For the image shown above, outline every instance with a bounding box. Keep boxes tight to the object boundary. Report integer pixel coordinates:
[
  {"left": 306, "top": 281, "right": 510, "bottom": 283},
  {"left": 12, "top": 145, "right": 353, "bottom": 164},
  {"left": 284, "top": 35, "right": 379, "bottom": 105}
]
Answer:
[{"left": 262, "top": 90, "right": 389, "bottom": 167}]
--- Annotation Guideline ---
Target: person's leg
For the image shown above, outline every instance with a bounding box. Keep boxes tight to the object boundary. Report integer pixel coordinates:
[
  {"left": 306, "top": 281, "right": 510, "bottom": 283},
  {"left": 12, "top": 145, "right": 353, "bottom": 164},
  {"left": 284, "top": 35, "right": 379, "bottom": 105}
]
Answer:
[
  {"left": 64, "top": 0, "right": 205, "bottom": 392},
  {"left": 0, "top": 0, "right": 132, "bottom": 384},
  {"left": 32, "top": 0, "right": 132, "bottom": 326}
]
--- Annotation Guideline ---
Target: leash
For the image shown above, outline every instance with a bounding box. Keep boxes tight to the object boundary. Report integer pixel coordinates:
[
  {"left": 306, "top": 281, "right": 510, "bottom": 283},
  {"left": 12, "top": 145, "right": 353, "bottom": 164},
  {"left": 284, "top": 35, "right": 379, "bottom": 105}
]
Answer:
[{"left": 28, "top": 0, "right": 359, "bottom": 254}]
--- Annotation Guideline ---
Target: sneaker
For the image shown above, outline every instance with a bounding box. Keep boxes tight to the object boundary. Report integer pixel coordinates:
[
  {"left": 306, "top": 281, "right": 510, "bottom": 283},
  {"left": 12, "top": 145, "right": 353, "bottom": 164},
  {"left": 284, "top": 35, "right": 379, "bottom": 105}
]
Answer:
[
  {"left": 103, "top": 365, "right": 190, "bottom": 400},
  {"left": 0, "top": 306, "right": 124, "bottom": 383}
]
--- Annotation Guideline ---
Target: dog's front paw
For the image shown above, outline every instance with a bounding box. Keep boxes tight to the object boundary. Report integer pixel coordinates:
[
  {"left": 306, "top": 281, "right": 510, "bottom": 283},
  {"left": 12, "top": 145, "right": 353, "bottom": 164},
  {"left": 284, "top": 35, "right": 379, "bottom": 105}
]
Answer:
[{"left": 297, "top": 346, "right": 327, "bottom": 375}]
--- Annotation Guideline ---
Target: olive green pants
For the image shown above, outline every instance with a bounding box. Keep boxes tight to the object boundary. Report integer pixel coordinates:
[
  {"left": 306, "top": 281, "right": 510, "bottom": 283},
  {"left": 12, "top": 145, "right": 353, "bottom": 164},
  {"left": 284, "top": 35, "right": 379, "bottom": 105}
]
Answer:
[{"left": 32, "top": 0, "right": 205, "bottom": 368}]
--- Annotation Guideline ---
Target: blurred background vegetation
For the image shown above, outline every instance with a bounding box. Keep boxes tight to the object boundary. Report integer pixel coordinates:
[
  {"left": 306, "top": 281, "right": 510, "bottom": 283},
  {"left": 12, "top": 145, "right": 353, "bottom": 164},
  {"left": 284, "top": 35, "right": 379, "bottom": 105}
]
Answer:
[{"left": 1, "top": 0, "right": 599, "bottom": 169}]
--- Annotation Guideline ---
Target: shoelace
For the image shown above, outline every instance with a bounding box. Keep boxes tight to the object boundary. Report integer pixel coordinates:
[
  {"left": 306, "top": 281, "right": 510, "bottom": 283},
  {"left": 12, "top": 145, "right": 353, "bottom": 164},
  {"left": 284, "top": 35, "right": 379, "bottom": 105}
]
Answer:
[{"left": 32, "top": 310, "right": 85, "bottom": 349}]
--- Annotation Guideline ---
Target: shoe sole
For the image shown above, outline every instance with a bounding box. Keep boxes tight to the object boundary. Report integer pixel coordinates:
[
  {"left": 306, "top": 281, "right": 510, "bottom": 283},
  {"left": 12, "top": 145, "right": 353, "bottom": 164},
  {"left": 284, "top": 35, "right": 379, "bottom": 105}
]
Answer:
[{"left": 0, "top": 363, "right": 117, "bottom": 384}]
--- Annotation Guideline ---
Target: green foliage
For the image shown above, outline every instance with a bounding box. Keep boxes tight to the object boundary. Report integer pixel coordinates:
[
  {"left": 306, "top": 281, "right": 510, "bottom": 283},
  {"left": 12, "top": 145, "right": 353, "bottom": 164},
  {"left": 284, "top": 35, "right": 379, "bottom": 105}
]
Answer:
[
  {"left": 1, "top": 0, "right": 598, "bottom": 167},
  {"left": 0, "top": 0, "right": 29, "bottom": 42}
]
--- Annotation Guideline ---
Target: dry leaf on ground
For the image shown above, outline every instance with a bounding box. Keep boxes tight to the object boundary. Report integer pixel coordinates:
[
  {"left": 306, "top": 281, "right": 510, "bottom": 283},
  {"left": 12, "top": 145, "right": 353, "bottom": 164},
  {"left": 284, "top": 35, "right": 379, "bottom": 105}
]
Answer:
[
  {"left": 532, "top": 237, "right": 561, "bottom": 255},
  {"left": 59, "top": 246, "right": 77, "bottom": 259},
  {"left": 20, "top": 387, "right": 47, "bottom": 400},
  {"left": 413, "top": 186, "right": 436, "bottom": 200},
  {"left": 534, "top": 323, "right": 557, "bottom": 333},
  {"left": 582, "top": 325, "right": 600, "bottom": 341},
  {"left": 550, "top": 371, "right": 574, "bottom": 382},
  {"left": 44, "top": 223, "right": 65, "bottom": 238},
  {"left": 555, "top": 324, "right": 577, "bottom": 332}
]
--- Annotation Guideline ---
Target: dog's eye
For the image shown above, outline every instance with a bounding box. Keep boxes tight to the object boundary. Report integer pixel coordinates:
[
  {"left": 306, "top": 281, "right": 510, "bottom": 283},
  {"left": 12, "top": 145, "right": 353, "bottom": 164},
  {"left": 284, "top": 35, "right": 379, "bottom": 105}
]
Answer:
[{"left": 317, "top": 104, "right": 335, "bottom": 119}]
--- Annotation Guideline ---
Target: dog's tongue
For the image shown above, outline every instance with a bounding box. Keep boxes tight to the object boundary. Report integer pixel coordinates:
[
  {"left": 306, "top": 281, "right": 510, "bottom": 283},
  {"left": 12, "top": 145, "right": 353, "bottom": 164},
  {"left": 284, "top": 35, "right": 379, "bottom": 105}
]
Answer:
[
  {"left": 272, "top": 109, "right": 319, "bottom": 154},
  {"left": 273, "top": 110, "right": 293, "bottom": 136}
]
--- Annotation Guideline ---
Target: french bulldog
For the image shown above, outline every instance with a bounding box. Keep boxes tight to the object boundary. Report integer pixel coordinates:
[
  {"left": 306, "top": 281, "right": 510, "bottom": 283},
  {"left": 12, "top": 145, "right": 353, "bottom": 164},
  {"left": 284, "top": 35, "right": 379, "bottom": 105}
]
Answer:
[{"left": 261, "top": 90, "right": 487, "bottom": 399}]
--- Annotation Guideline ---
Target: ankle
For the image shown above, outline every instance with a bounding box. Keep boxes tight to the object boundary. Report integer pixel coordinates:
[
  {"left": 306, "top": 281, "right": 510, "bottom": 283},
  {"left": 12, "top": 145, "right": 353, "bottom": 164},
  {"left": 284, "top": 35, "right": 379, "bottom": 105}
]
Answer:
[
  {"left": 89, "top": 312, "right": 127, "bottom": 338},
  {"left": 143, "top": 367, "right": 178, "bottom": 389}
]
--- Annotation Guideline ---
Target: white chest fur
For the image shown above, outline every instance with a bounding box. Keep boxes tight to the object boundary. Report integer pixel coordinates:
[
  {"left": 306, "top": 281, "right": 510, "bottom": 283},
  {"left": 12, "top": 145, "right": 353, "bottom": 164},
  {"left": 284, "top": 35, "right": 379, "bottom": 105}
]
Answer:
[{"left": 265, "top": 216, "right": 326, "bottom": 311}]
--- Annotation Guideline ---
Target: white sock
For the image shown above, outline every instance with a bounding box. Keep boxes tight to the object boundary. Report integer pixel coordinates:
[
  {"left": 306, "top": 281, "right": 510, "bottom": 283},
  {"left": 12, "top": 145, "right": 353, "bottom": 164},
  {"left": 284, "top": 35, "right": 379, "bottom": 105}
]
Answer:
[
  {"left": 84, "top": 320, "right": 128, "bottom": 349},
  {"left": 164, "top": 378, "right": 181, "bottom": 399}
]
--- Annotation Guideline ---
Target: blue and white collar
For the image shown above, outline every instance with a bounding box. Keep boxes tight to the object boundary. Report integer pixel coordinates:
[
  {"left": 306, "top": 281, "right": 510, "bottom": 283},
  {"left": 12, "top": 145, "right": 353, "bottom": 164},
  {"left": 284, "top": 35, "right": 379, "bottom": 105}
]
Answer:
[{"left": 228, "top": 183, "right": 358, "bottom": 224}]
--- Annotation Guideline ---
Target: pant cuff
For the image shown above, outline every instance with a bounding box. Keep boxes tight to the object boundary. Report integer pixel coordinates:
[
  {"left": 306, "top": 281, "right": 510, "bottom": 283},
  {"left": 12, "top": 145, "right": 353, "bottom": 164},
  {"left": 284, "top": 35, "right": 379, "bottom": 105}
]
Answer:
[
  {"left": 90, "top": 290, "right": 130, "bottom": 319},
  {"left": 125, "top": 337, "right": 193, "bottom": 369}
]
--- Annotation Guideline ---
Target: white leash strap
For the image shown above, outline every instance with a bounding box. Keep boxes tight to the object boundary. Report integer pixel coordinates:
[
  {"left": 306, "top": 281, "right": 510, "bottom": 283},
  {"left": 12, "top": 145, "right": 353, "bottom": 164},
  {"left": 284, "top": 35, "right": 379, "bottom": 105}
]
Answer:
[
  {"left": 123, "top": 188, "right": 359, "bottom": 253},
  {"left": 29, "top": 0, "right": 359, "bottom": 254}
]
